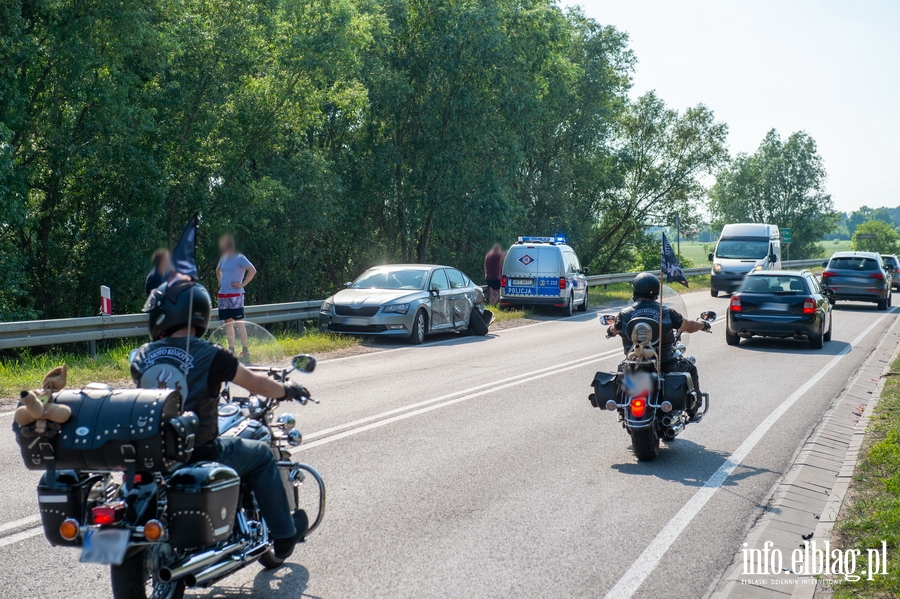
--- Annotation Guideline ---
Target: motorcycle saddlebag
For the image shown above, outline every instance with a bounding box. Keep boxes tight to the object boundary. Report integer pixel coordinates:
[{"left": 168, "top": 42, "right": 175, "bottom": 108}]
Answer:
[
  {"left": 37, "top": 470, "right": 105, "bottom": 547},
  {"left": 590, "top": 372, "right": 618, "bottom": 408},
  {"left": 166, "top": 462, "right": 240, "bottom": 550},
  {"left": 17, "top": 385, "right": 196, "bottom": 473},
  {"left": 661, "top": 372, "right": 694, "bottom": 412}
]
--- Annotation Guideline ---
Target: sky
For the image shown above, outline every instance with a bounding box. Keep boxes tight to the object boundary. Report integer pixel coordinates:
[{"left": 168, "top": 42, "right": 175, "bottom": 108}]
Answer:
[{"left": 563, "top": 0, "right": 900, "bottom": 214}]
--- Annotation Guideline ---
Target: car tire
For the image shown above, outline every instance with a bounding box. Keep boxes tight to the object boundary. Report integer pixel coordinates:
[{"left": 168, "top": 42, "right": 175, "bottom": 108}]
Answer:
[
  {"left": 561, "top": 294, "right": 574, "bottom": 317},
  {"left": 409, "top": 310, "right": 427, "bottom": 345},
  {"left": 577, "top": 291, "right": 588, "bottom": 312},
  {"left": 710, "top": 289, "right": 719, "bottom": 298},
  {"left": 725, "top": 329, "right": 740, "bottom": 346},
  {"left": 878, "top": 297, "right": 888, "bottom": 311},
  {"left": 810, "top": 324, "right": 824, "bottom": 350},
  {"left": 823, "top": 313, "right": 832, "bottom": 342},
  {"left": 467, "top": 308, "right": 489, "bottom": 336}
]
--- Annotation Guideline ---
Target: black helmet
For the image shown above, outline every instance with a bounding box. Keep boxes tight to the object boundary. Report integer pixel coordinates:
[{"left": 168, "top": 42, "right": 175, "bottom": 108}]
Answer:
[
  {"left": 143, "top": 278, "right": 212, "bottom": 340},
  {"left": 631, "top": 272, "right": 660, "bottom": 300}
]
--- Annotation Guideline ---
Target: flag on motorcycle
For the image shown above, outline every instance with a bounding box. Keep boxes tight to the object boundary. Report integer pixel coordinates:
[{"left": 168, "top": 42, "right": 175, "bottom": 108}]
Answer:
[
  {"left": 171, "top": 212, "right": 200, "bottom": 281},
  {"left": 662, "top": 232, "right": 688, "bottom": 287}
]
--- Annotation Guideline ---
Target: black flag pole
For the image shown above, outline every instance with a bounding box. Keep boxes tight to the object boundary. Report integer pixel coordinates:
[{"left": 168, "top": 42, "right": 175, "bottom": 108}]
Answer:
[
  {"left": 658, "top": 236, "right": 664, "bottom": 381},
  {"left": 171, "top": 213, "right": 200, "bottom": 371}
]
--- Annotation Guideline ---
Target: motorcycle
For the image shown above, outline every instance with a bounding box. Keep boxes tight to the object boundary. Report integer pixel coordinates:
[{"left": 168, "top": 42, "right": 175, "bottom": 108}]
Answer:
[
  {"left": 589, "top": 286, "right": 716, "bottom": 461},
  {"left": 16, "top": 323, "right": 325, "bottom": 599}
]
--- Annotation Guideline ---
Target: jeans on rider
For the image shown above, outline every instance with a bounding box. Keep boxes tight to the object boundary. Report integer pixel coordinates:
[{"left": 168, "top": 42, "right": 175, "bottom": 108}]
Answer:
[{"left": 214, "top": 437, "right": 296, "bottom": 539}]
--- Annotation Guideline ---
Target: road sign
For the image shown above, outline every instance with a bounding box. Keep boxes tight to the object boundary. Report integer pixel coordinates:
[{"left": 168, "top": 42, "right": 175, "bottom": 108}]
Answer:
[
  {"left": 780, "top": 228, "right": 791, "bottom": 243},
  {"left": 856, "top": 234, "right": 878, "bottom": 239},
  {"left": 100, "top": 285, "right": 112, "bottom": 315}
]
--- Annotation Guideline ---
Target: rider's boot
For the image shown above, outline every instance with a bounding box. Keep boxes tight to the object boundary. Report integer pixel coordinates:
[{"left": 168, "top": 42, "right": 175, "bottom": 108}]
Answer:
[{"left": 273, "top": 509, "right": 309, "bottom": 560}]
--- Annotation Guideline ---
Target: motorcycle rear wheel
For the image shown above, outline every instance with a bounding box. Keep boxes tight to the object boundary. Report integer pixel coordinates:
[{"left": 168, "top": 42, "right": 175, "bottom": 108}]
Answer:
[
  {"left": 630, "top": 427, "right": 660, "bottom": 462},
  {"left": 111, "top": 548, "right": 184, "bottom": 599}
]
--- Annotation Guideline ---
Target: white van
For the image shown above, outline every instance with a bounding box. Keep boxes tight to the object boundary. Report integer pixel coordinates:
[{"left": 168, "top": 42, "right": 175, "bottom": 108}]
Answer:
[
  {"left": 709, "top": 224, "right": 782, "bottom": 297},
  {"left": 500, "top": 236, "right": 589, "bottom": 316}
]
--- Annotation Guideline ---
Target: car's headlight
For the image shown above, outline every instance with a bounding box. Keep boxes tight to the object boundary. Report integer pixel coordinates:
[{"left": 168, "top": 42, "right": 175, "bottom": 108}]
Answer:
[
  {"left": 382, "top": 303, "right": 410, "bottom": 315},
  {"left": 713, "top": 263, "right": 722, "bottom": 272},
  {"left": 753, "top": 265, "right": 763, "bottom": 271},
  {"left": 320, "top": 301, "right": 333, "bottom": 313}
]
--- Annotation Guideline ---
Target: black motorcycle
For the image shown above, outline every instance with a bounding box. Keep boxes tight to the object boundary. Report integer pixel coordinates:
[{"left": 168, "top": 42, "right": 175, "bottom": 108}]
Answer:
[
  {"left": 590, "top": 290, "right": 715, "bottom": 461},
  {"left": 17, "top": 353, "right": 324, "bottom": 599}
]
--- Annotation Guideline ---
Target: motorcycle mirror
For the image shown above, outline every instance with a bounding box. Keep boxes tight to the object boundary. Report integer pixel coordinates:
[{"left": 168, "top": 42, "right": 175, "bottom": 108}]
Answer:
[
  {"left": 291, "top": 354, "right": 317, "bottom": 373},
  {"left": 700, "top": 310, "right": 717, "bottom": 321},
  {"left": 601, "top": 314, "right": 616, "bottom": 325},
  {"left": 128, "top": 349, "right": 139, "bottom": 364}
]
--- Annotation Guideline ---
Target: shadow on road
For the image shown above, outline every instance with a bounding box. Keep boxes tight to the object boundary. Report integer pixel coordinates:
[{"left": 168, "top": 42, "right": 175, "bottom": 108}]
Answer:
[
  {"left": 610, "top": 438, "right": 776, "bottom": 489},
  {"left": 832, "top": 303, "right": 886, "bottom": 312},
  {"left": 732, "top": 338, "right": 850, "bottom": 356},
  {"left": 190, "top": 562, "right": 318, "bottom": 598}
]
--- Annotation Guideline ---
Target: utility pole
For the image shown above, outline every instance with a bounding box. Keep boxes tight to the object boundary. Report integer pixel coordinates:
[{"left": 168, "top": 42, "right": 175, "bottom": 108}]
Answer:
[{"left": 674, "top": 212, "right": 681, "bottom": 258}]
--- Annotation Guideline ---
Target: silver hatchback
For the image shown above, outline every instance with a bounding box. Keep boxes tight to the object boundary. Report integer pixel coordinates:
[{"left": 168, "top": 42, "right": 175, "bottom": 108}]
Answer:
[{"left": 318, "top": 265, "right": 493, "bottom": 344}]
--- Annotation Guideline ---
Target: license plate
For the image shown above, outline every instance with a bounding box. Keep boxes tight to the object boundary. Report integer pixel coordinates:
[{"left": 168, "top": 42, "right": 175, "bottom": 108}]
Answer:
[
  {"left": 511, "top": 278, "right": 533, "bottom": 286},
  {"left": 761, "top": 302, "right": 788, "bottom": 312},
  {"left": 342, "top": 317, "right": 368, "bottom": 326},
  {"left": 80, "top": 529, "right": 130, "bottom": 565}
]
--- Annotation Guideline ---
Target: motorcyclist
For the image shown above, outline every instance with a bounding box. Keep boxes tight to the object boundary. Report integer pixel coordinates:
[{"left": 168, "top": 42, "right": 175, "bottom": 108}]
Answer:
[
  {"left": 130, "top": 277, "right": 309, "bottom": 560},
  {"left": 606, "top": 272, "right": 710, "bottom": 419}
]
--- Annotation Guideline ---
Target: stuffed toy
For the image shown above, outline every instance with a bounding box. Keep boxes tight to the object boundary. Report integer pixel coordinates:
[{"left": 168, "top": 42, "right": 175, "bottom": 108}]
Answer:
[{"left": 14, "top": 365, "right": 72, "bottom": 435}]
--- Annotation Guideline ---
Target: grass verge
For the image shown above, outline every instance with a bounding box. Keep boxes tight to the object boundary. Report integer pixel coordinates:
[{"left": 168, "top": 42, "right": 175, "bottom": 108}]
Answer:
[{"left": 831, "top": 354, "right": 900, "bottom": 597}]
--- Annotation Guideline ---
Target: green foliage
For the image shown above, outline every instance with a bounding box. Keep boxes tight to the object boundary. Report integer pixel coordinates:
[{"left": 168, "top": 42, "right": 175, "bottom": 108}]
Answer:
[
  {"left": 710, "top": 130, "right": 838, "bottom": 259},
  {"left": 851, "top": 220, "right": 900, "bottom": 253}
]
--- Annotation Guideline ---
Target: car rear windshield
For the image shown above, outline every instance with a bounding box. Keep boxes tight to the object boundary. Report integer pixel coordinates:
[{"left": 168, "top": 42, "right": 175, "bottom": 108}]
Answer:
[
  {"left": 829, "top": 257, "right": 878, "bottom": 271},
  {"left": 715, "top": 239, "right": 769, "bottom": 260},
  {"left": 741, "top": 276, "right": 809, "bottom": 294},
  {"left": 353, "top": 268, "right": 428, "bottom": 290}
]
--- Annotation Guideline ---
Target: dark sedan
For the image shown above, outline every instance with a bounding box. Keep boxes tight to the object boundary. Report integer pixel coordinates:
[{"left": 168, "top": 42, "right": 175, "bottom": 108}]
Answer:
[{"left": 726, "top": 270, "right": 834, "bottom": 349}]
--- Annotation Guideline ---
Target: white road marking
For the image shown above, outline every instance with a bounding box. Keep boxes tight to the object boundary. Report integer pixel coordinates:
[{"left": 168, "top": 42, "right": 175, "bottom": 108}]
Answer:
[
  {"left": 303, "top": 349, "right": 622, "bottom": 442},
  {"left": 0, "top": 515, "right": 40, "bottom": 534},
  {"left": 0, "top": 527, "right": 43, "bottom": 547},
  {"left": 604, "top": 308, "right": 897, "bottom": 599},
  {"left": 293, "top": 351, "right": 622, "bottom": 453}
]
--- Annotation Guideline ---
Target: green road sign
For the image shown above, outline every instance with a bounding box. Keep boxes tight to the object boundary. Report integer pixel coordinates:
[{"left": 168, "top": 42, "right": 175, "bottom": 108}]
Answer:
[{"left": 780, "top": 227, "right": 791, "bottom": 243}]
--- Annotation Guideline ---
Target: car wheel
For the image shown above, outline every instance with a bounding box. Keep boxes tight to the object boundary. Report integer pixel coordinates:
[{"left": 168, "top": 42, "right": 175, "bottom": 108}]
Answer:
[
  {"left": 409, "top": 310, "right": 427, "bottom": 345},
  {"left": 823, "top": 313, "right": 832, "bottom": 342},
  {"left": 725, "top": 329, "right": 740, "bottom": 346},
  {"left": 577, "top": 291, "right": 588, "bottom": 312},
  {"left": 878, "top": 297, "right": 888, "bottom": 311},
  {"left": 561, "top": 294, "right": 573, "bottom": 317},
  {"left": 710, "top": 289, "right": 719, "bottom": 298},
  {"left": 810, "top": 324, "right": 824, "bottom": 350}
]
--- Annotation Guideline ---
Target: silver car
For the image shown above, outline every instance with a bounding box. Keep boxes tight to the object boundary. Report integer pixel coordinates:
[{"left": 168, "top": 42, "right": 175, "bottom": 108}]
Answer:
[{"left": 318, "top": 264, "right": 493, "bottom": 344}]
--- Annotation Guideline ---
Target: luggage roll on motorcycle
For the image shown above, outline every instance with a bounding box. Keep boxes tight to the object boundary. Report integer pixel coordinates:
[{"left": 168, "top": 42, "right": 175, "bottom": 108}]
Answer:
[
  {"left": 588, "top": 284, "right": 716, "bottom": 461},
  {"left": 14, "top": 323, "right": 325, "bottom": 599}
]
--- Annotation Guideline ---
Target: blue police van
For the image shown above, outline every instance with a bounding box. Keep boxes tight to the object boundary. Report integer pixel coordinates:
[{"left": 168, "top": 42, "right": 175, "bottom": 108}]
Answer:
[{"left": 500, "top": 236, "right": 589, "bottom": 316}]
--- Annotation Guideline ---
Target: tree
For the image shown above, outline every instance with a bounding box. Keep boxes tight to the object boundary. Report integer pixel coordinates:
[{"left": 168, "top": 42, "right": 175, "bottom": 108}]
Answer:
[
  {"left": 847, "top": 206, "right": 894, "bottom": 238},
  {"left": 710, "top": 130, "right": 838, "bottom": 259},
  {"left": 851, "top": 220, "right": 900, "bottom": 253}
]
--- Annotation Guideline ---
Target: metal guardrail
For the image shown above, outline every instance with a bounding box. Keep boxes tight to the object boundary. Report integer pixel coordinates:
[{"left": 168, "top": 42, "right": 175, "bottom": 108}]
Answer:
[{"left": 0, "top": 260, "right": 824, "bottom": 350}]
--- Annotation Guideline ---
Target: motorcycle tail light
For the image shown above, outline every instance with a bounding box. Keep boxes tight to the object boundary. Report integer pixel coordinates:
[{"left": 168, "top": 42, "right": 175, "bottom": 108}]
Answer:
[
  {"left": 730, "top": 295, "right": 741, "bottom": 312},
  {"left": 559, "top": 277, "right": 567, "bottom": 289},
  {"left": 59, "top": 518, "right": 80, "bottom": 541},
  {"left": 92, "top": 501, "right": 126, "bottom": 526},
  {"left": 630, "top": 398, "right": 646, "bottom": 418},
  {"left": 803, "top": 298, "right": 816, "bottom": 314}
]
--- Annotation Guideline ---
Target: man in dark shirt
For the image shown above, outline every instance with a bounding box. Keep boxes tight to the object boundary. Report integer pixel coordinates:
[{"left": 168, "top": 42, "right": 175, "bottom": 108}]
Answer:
[
  {"left": 144, "top": 249, "right": 170, "bottom": 297},
  {"left": 131, "top": 278, "right": 309, "bottom": 559},
  {"left": 484, "top": 244, "right": 504, "bottom": 306}
]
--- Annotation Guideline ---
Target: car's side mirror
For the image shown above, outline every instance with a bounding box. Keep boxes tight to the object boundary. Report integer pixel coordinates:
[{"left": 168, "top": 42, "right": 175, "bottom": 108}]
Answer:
[
  {"left": 821, "top": 262, "right": 828, "bottom": 268},
  {"left": 769, "top": 254, "right": 777, "bottom": 263},
  {"left": 429, "top": 288, "right": 440, "bottom": 297},
  {"left": 343, "top": 281, "right": 352, "bottom": 288},
  {"left": 823, "top": 288, "right": 835, "bottom": 299},
  {"left": 887, "top": 265, "right": 895, "bottom": 272},
  {"left": 708, "top": 253, "right": 714, "bottom": 262},
  {"left": 700, "top": 311, "right": 717, "bottom": 322},
  {"left": 291, "top": 354, "right": 317, "bottom": 373},
  {"left": 582, "top": 267, "right": 590, "bottom": 276}
]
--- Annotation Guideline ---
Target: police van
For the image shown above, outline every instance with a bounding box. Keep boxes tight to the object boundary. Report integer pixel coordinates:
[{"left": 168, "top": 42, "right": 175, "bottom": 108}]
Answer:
[{"left": 500, "top": 236, "right": 589, "bottom": 316}]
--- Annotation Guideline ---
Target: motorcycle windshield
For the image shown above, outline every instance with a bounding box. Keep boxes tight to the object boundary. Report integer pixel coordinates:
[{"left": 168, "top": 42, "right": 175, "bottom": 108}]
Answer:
[
  {"left": 661, "top": 285, "right": 689, "bottom": 348},
  {"left": 207, "top": 321, "right": 286, "bottom": 366}
]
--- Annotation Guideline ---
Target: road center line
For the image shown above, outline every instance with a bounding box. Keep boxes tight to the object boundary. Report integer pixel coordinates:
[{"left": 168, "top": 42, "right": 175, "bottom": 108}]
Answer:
[{"left": 604, "top": 308, "right": 897, "bottom": 599}]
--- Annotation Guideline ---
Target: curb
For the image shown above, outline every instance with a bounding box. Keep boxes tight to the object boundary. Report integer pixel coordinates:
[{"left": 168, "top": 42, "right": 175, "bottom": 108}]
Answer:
[{"left": 708, "top": 316, "right": 900, "bottom": 599}]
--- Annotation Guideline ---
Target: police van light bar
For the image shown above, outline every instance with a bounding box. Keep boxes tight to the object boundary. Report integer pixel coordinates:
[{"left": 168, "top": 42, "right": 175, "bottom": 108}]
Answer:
[{"left": 518, "top": 236, "right": 566, "bottom": 244}]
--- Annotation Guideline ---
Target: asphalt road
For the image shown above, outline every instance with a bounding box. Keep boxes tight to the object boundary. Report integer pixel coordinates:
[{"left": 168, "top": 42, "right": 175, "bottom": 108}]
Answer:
[{"left": 0, "top": 292, "right": 896, "bottom": 599}]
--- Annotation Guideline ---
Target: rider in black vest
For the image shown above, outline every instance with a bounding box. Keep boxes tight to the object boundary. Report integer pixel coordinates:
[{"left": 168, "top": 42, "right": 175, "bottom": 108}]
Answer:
[
  {"left": 131, "top": 277, "right": 309, "bottom": 560},
  {"left": 607, "top": 273, "right": 710, "bottom": 418}
]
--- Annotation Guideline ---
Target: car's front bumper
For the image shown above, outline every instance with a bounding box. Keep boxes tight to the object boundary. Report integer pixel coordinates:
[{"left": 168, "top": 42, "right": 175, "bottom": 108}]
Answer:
[
  {"left": 710, "top": 273, "right": 750, "bottom": 293},
  {"left": 727, "top": 313, "right": 821, "bottom": 338},
  {"left": 318, "top": 311, "right": 414, "bottom": 336}
]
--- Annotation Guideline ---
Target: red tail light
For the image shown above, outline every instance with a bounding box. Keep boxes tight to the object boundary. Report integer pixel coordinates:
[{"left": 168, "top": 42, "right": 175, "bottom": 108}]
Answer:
[
  {"left": 92, "top": 501, "right": 126, "bottom": 526},
  {"left": 501, "top": 275, "right": 507, "bottom": 287},
  {"left": 803, "top": 298, "right": 816, "bottom": 314},
  {"left": 821, "top": 271, "right": 836, "bottom": 279},
  {"left": 730, "top": 295, "right": 741, "bottom": 312},
  {"left": 630, "top": 397, "right": 646, "bottom": 418},
  {"left": 559, "top": 277, "right": 567, "bottom": 289},
  {"left": 870, "top": 272, "right": 885, "bottom": 280}
]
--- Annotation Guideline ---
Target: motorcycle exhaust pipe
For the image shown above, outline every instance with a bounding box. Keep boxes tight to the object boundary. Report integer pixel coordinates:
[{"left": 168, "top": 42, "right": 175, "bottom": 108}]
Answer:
[
  {"left": 158, "top": 541, "right": 247, "bottom": 583},
  {"left": 185, "top": 541, "right": 268, "bottom": 587},
  {"left": 664, "top": 420, "right": 685, "bottom": 440}
]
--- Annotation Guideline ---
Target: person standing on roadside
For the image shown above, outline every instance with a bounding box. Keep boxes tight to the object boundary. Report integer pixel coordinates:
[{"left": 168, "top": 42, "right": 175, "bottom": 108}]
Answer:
[
  {"left": 216, "top": 234, "right": 257, "bottom": 361},
  {"left": 484, "top": 243, "right": 504, "bottom": 306},
  {"left": 145, "top": 249, "right": 171, "bottom": 296}
]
